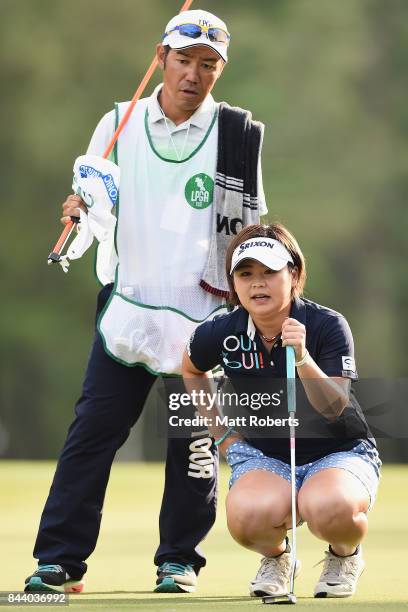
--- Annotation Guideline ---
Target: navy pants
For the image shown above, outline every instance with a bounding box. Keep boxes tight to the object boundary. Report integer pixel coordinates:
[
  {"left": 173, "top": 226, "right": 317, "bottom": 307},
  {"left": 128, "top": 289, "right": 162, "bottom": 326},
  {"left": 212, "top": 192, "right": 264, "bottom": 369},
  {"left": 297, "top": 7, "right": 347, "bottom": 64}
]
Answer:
[{"left": 33, "top": 285, "right": 218, "bottom": 579}]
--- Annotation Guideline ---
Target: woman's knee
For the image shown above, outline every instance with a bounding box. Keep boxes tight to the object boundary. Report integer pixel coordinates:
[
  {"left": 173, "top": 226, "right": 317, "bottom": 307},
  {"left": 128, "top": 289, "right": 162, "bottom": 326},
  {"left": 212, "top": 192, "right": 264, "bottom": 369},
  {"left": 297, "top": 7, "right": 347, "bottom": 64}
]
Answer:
[
  {"left": 299, "top": 490, "right": 363, "bottom": 535},
  {"left": 226, "top": 488, "right": 289, "bottom": 543}
]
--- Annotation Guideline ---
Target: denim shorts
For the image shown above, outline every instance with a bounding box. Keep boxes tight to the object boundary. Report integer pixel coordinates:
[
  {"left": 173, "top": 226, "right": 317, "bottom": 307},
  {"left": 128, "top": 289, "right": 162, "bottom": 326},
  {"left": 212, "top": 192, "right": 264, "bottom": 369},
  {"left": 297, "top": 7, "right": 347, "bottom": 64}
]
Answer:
[{"left": 226, "top": 440, "right": 381, "bottom": 511}]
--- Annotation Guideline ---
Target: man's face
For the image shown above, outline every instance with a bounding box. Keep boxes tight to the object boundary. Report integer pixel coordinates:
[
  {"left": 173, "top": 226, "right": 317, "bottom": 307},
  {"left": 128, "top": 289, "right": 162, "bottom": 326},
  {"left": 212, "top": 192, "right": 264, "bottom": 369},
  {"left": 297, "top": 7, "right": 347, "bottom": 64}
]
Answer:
[{"left": 157, "top": 44, "right": 225, "bottom": 114}]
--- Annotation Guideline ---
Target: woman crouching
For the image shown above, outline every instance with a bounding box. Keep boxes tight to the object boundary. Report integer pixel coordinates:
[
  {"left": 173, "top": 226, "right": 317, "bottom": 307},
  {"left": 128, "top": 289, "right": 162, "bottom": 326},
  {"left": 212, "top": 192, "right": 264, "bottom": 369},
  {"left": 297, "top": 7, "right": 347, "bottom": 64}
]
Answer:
[{"left": 182, "top": 223, "right": 381, "bottom": 599}]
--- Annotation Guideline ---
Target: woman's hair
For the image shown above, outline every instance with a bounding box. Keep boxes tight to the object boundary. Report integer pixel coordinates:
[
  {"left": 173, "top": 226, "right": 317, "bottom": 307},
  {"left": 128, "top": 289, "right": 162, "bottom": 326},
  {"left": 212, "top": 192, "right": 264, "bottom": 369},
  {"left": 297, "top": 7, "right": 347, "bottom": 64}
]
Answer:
[{"left": 225, "top": 223, "right": 307, "bottom": 306}]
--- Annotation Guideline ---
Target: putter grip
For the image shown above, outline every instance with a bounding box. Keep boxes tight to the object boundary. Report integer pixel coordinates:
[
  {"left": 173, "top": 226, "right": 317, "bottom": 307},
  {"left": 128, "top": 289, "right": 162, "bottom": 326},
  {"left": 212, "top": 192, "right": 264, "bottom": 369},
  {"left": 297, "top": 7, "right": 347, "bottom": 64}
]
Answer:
[
  {"left": 286, "top": 346, "right": 296, "bottom": 413},
  {"left": 286, "top": 346, "right": 296, "bottom": 379}
]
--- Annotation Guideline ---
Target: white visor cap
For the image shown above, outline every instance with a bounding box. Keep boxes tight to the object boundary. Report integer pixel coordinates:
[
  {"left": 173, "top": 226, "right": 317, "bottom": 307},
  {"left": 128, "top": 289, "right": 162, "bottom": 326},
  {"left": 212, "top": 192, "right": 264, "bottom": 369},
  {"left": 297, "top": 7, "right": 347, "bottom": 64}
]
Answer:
[
  {"left": 230, "top": 238, "right": 294, "bottom": 274},
  {"left": 162, "top": 10, "right": 229, "bottom": 63}
]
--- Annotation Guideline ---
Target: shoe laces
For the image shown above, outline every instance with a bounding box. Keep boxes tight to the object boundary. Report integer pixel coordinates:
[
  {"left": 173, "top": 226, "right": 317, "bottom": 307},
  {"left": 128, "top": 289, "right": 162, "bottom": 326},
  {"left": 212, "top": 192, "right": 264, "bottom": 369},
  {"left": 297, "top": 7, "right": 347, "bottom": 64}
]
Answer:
[
  {"left": 315, "top": 551, "right": 360, "bottom": 585},
  {"left": 256, "top": 554, "right": 290, "bottom": 583},
  {"left": 159, "top": 562, "right": 192, "bottom": 576},
  {"left": 37, "top": 565, "right": 64, "bottom": 574}
]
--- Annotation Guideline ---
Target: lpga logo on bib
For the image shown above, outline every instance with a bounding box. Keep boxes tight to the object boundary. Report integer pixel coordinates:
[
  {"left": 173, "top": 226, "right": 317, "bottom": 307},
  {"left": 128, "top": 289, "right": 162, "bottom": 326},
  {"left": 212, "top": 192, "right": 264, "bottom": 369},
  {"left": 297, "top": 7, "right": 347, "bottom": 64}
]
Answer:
[{"left": 185, "top": 173, "right": 214, "bottom": 209}]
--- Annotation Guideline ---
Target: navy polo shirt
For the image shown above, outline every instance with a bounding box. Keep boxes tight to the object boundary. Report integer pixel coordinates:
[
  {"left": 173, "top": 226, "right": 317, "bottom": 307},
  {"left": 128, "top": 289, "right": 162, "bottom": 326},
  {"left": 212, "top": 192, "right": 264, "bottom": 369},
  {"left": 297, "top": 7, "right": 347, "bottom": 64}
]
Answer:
[{"left": 187, "top": 297, "right": 374, "bottom": 465}]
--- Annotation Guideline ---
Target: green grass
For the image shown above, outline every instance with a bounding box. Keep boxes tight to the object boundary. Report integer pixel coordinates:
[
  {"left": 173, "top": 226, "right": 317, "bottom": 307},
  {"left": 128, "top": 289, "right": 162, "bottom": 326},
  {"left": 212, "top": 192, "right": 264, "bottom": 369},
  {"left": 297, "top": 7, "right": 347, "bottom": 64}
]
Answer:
[{"left": 0, "top": 461, "right": 407, "bottom": 611}]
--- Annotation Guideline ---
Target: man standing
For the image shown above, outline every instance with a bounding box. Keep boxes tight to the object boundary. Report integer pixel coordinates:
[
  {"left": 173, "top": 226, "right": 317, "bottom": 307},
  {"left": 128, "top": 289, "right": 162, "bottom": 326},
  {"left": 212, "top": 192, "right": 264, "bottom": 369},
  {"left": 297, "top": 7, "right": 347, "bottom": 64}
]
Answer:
[{"left": 25, "top": 9, "right": 267, "bottom": 594}]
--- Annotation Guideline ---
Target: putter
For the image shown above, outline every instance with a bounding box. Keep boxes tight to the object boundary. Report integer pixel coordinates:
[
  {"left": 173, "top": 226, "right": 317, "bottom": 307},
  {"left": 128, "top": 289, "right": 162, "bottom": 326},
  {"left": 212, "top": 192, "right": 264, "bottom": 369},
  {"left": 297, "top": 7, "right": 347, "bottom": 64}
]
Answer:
[{"left": 263, "top": 346, "right": 297, "bottom": 605}]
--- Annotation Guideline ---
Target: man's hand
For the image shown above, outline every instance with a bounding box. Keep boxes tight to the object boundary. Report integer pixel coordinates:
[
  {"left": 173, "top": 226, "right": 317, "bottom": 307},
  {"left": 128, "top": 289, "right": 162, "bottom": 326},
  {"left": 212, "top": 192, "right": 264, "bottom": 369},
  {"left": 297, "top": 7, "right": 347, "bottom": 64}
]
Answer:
[
  {"left": 61, "top": 194, "right": 87, "bottom": 226},
  {"left": 281, "top": 317, "right": 306, "bottom": 362}
]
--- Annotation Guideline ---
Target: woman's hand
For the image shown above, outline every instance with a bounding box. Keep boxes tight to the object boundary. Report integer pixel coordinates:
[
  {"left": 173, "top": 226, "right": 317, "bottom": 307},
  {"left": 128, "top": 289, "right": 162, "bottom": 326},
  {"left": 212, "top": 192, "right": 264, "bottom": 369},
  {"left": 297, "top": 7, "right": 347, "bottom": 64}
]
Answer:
[{"left": 281, "top": 317, "right": 306, "bottom": 362}]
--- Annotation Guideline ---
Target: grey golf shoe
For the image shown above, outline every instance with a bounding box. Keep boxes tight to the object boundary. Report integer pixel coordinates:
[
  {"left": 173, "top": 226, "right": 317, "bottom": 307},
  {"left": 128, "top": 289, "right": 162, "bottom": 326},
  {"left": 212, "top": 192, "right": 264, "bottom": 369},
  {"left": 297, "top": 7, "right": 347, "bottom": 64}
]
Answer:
[
  {"left": 250, "top": 551, "right": 301, "bottom": 597},
  {"left": 314, "top": 546, "right": 365, "bottom": 598}
]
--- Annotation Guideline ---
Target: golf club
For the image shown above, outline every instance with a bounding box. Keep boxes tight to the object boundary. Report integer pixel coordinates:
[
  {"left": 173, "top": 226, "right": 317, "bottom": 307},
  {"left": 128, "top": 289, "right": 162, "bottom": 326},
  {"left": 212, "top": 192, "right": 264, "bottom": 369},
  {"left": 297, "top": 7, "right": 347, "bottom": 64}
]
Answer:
[{"left": 263, "top": 345, "right": 298, "bottom": 605}]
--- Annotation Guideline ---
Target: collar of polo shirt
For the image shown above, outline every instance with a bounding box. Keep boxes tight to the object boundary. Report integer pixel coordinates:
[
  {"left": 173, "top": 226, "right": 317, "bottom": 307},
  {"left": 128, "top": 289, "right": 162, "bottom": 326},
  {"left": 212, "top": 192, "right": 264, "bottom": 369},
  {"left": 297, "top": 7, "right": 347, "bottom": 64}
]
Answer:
[{"left": 148, "top": 83, "right": 216, "bottom": 129}]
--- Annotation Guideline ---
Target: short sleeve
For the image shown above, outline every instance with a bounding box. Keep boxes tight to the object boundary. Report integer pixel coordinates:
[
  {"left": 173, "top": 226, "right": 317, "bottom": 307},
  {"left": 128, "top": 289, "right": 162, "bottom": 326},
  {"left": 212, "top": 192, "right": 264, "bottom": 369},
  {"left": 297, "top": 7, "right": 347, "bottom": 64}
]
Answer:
[
  {"left": 316, "top": 315, "right": 358, "bottom": 380},
  {"left": 187, "top": 320, "right": 221, "bottom": 373},
  {"left": 86, "top": 110, "right": 115, "bottom": 157}
]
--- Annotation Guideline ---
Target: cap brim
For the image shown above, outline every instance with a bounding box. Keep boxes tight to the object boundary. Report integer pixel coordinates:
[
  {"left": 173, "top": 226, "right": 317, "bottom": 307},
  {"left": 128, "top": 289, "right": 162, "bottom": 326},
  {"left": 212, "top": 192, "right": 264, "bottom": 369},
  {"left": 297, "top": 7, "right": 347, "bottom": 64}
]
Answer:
[
  {"left": 230, "top": 252, "right": 292, "bottom": 275},
  {"left": 162, "top": 33, "right": 227, "bottom": 62}
]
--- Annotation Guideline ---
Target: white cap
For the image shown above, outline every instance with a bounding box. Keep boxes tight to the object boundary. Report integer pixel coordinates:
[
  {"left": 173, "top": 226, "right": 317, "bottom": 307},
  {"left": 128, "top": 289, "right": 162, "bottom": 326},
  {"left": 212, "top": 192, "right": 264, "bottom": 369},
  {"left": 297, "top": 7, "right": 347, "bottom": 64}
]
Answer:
[
  {"left": 230, "top": 238, "right": 294, "bottom": 274},
  {"left": 162, "top": 10, "right": 230, "bottom": 63}
]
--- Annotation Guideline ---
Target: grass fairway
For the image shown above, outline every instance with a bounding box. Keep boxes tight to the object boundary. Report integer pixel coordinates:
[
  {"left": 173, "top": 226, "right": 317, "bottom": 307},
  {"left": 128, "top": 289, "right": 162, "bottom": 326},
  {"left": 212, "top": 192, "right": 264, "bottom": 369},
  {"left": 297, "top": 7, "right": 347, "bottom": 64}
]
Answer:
[{"left": 0, "top": 461, "right": 407, "bottom": 611}]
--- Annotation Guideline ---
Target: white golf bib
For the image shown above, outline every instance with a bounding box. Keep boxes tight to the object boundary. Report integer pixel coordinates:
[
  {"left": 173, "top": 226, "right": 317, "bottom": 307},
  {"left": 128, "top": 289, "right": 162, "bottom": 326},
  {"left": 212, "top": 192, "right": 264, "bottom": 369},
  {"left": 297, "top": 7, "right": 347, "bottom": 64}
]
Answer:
[{"left": 98, "top": 100, "right": 227, "bottom": 374}]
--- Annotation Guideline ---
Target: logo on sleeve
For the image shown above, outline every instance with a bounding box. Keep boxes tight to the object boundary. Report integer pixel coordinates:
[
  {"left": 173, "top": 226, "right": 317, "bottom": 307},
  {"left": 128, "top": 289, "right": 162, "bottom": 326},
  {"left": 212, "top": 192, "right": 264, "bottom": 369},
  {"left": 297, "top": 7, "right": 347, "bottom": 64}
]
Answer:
[
  {"left": 185, "top": 173, "right": 214, "bottom": 209},
  {"left": 342, "top": 356, "right": 356, "bottom": 372}
]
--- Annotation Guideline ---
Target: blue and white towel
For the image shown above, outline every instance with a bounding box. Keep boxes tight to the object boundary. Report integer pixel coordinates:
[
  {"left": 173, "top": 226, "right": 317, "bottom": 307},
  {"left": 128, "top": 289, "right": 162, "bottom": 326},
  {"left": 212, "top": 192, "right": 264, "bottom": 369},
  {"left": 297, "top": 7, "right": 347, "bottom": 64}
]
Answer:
[{"left": 61, "top": 154, "right": 119, "bottom": 285}]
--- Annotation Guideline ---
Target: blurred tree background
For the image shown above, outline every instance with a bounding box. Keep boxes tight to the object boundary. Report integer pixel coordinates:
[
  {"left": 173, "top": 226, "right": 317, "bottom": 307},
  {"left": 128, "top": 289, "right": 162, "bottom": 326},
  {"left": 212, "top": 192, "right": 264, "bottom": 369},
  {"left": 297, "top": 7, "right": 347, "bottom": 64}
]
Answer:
[{"left": 0, "top": 0, "right": 407, "bottom": 460}]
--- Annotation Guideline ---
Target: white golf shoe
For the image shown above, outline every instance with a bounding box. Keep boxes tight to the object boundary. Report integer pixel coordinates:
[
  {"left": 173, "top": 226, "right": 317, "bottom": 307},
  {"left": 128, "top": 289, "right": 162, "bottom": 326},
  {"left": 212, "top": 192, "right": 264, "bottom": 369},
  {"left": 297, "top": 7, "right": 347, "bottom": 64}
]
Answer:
[
  {"left": 249, "top": 550, "right": 301, "bottom": 597},
  {"left": 314, "top": 546, "right": 365, "bottom": 598}
]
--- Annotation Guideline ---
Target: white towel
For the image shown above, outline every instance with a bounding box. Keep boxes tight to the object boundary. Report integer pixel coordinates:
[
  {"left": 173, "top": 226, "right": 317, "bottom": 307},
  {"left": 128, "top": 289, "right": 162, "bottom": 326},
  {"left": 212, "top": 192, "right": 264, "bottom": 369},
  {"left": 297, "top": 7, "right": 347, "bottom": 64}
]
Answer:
[{"left": 60, "top": 155, "right": 119, "bottom": 284}]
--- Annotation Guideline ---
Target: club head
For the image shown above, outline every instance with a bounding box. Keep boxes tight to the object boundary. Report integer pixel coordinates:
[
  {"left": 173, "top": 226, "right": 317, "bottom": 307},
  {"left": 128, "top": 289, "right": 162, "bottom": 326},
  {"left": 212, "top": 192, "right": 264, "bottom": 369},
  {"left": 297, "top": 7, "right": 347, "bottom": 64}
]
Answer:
[{"left": 263, "top": 593, "right": 297, "bottom": 605}]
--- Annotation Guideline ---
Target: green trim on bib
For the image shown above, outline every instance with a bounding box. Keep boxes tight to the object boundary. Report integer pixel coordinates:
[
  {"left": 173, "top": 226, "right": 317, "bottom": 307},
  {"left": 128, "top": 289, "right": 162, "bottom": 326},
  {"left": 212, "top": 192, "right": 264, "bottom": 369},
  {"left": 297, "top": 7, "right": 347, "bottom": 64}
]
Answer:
[
  {"left": 96, "top": 271, "right": 226, "bottom": 374},
  {"left": 113, "top": 290, "right": 226, "bottom": 324},
  {"left": 94, "top": 266, "right": 161, "bottom": 372},
  {"left": 144, "top": 108, "right": 218, "bottom": 164}
]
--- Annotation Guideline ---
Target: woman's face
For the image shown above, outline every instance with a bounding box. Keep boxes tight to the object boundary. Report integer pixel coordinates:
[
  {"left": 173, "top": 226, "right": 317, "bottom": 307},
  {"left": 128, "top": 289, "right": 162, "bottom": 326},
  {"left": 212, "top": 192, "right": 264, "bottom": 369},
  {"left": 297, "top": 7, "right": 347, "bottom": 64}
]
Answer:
[{"left": 233, "top": 259, "right": 296, "bottom": 318}]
